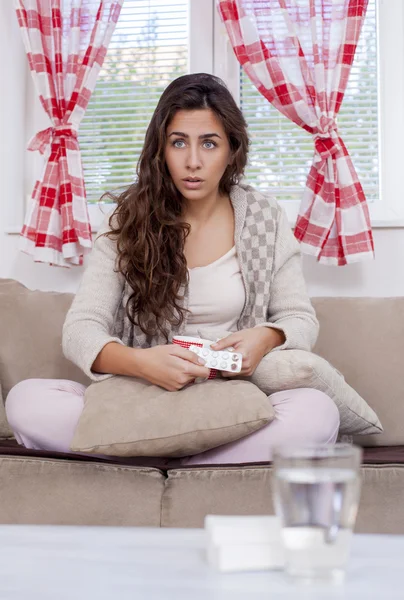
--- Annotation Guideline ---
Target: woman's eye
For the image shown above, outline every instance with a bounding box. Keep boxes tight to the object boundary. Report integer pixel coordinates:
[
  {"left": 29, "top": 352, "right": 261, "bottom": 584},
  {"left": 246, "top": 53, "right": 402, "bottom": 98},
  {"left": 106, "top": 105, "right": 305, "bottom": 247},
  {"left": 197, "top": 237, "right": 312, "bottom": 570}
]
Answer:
[
  {"left": 203, "top": 141, "right": 216, "bottom": 149},
  {"left": 173, "top": 140, "right": 186, "bottom": 148}
]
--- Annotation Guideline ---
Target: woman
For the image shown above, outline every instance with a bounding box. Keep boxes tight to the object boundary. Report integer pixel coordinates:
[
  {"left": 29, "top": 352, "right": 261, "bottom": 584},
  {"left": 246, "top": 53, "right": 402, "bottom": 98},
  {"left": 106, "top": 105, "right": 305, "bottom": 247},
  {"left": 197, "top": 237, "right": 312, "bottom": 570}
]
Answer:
[{"left": 6, "top": 73, "right": 339, "bottom": 463}]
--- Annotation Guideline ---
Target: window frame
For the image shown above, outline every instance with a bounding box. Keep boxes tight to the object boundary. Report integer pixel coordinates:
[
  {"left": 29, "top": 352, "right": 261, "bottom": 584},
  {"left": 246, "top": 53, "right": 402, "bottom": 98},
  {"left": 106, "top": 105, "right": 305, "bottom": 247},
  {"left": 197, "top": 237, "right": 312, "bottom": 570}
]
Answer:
[{"left": 7, "top": 0, "right": 404, "bottom": 234}]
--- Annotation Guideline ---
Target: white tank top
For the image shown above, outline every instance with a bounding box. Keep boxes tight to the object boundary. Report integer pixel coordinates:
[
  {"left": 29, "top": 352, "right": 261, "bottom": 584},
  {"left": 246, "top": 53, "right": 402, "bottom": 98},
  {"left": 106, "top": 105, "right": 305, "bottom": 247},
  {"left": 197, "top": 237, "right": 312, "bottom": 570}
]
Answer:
[{"left": 184, "top": 246, "right": 246, "bottom": 337}]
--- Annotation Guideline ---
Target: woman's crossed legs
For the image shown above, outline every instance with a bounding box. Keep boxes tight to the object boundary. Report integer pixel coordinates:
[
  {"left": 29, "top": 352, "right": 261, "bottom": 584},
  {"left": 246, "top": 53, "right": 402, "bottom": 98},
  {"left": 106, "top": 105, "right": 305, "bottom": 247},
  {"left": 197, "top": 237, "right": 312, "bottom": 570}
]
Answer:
[{"left": 5, "top": 379, "right": 339, "bottom": 464}]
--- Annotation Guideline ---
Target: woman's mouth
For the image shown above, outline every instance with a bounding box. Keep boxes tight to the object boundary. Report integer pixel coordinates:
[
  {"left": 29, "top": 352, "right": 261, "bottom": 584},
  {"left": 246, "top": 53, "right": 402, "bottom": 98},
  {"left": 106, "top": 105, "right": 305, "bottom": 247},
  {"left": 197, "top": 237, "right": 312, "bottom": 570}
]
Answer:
[{"left": 182, "top": 177, "right": 204, "bottom": 190}]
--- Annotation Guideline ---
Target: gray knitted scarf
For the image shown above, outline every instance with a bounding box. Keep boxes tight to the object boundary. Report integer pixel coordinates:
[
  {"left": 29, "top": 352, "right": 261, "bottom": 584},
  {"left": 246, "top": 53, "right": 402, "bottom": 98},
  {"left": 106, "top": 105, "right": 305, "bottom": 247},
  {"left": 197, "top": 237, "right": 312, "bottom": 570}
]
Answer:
[{"left": 113, "top": 183, "right": 280, "bottom": 348}]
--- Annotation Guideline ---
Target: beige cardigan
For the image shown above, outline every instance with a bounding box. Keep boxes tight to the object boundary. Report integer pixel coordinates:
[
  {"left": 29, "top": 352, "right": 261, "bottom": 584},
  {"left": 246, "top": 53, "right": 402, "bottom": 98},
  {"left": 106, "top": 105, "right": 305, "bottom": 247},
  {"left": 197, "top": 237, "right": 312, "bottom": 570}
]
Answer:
[{"left": 63, "top": 184, "right": 319, "bottom": 381}]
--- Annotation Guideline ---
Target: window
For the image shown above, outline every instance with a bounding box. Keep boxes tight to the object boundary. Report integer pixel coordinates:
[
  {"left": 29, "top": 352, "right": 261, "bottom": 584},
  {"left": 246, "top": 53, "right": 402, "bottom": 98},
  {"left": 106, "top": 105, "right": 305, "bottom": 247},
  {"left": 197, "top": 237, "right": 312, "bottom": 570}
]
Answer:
[
  {"left": 238, "top": 0, "right": 378, "bottom": 203},
  {"left": 80, "top": 0, "right": 189, "bottom": 203},
  {"left": 214, "top": 0, "right": 404, "bottom": 226}
]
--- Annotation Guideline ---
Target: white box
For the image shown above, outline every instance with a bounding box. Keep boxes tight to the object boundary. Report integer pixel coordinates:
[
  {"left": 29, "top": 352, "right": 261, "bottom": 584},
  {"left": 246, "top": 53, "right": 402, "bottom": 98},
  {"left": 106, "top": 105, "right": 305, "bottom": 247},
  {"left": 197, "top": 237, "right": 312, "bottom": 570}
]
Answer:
[
  {"left": 206, "top": 541, "right": 285, "bottom": 572},
  {"left": 204, "top": 515, "right": 282, "bottom": 545}
]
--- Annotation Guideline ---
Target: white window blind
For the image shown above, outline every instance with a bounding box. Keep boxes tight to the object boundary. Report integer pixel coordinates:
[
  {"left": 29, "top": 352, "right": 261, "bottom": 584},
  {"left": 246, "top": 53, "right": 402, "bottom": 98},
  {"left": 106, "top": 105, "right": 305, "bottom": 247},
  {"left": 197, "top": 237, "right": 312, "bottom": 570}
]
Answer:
[
  {"left": 79, "top": 0, "right": 189, "bottom": 202},
  {"left": 240, "top": 0, "right": 378, "bottom": 202}
]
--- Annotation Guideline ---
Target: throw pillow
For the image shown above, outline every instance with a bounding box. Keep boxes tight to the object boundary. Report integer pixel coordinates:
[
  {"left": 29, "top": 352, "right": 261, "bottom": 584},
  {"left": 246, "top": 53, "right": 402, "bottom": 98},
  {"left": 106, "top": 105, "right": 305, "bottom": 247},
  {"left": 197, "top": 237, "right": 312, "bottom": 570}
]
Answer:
[
  {"left": 0, "top": 278, "right": 90, "bottom": 439},
  {"left": 70, "top": 376, "right": 274, "bottom": 457},
  {"left": 198, "top": 328, "right": 382, "bottom": 436}
]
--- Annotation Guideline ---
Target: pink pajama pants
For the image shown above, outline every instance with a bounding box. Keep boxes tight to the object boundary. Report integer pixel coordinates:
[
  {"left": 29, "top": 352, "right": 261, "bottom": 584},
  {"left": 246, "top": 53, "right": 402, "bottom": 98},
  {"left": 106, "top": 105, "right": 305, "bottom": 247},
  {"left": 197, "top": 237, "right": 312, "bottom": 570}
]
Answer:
[{"left": 5, "top": 379, "right": 340, "bottom": 465}]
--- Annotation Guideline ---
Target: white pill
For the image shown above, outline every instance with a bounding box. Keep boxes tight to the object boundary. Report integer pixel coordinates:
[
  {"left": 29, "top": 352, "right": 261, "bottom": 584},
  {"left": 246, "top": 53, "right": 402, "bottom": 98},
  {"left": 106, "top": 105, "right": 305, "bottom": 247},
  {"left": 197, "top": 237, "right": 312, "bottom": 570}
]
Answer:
[
  {"left": 222, "top": 352, "right": 229, "bottom": 359},
  {"left": 220, "top": 361, "right": 227, "bottom": 369},
  {"left": 211, "top": 359, "right": 218, "bottom": 367},
  {"left": 212, "top": 352, "right": 218, "bottom": 358},
  {"left": 202, "top": 349, "right": 209, "bottom": 357}
]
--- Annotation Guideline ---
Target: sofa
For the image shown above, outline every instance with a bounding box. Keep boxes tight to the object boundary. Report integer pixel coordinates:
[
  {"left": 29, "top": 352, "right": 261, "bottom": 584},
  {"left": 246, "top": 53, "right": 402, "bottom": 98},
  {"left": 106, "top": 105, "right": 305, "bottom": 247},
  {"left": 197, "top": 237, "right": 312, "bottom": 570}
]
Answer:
[{"left": 0, "top": 278, "right": 403, "bottom": 533}]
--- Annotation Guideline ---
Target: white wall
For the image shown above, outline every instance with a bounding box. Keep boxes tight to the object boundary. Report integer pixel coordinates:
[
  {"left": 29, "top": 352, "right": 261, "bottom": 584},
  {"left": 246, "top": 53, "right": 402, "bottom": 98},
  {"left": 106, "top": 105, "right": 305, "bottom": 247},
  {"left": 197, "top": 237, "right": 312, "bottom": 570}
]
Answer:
[{"left": 1, "top": 1, "right": 404, "bottom": 297}]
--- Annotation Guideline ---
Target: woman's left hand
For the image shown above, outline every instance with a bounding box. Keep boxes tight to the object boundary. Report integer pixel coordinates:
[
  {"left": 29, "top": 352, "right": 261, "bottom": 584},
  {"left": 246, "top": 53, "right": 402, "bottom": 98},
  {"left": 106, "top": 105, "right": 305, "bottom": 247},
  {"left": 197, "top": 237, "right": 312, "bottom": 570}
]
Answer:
[{"left": 210, "top": 327, "right": 285, "bottom": 377}]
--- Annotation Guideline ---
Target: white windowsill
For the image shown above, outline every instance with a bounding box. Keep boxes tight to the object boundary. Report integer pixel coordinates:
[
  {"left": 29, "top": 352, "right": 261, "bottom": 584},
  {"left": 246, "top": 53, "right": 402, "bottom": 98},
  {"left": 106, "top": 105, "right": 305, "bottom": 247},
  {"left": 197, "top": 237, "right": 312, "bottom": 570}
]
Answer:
[{"left": 280, "top": 198, "right": 404, "bottom": 229}]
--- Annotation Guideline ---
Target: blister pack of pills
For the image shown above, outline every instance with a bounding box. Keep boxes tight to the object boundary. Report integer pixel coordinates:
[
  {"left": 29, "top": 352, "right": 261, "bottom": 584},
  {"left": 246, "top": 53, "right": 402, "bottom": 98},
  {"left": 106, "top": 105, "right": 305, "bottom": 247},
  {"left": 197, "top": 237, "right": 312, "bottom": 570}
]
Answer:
[{"left": 189, "top": 345, "right": 243, "bottom": 373}]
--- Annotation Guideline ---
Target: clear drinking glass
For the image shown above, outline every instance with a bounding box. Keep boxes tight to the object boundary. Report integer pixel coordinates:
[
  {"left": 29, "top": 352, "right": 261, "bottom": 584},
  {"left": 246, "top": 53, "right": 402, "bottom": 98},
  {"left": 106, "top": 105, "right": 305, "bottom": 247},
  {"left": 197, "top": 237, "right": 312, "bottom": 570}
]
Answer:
[{"left": 272, "top": 443, "right": 362, "bottom": 583}]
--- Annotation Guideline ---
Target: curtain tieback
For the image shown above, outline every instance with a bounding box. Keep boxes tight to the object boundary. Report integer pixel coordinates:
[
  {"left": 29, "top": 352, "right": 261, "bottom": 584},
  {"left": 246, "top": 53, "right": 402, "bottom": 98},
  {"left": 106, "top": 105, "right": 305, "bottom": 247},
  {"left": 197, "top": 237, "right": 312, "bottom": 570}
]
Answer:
[
  {"left": 312, "top": 122, "right": 340, "bottom": 162},
  {"left": 27, "top": 125, "right": 78, "bottom": 155}
]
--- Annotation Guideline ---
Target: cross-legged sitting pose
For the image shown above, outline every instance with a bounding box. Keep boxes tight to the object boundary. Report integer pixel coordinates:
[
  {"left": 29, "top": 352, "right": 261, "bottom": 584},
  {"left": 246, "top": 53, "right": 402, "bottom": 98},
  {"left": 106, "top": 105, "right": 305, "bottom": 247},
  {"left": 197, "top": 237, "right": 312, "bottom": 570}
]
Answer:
[{"left": 6, "top": 73, "right": 339, "bottom": 462}]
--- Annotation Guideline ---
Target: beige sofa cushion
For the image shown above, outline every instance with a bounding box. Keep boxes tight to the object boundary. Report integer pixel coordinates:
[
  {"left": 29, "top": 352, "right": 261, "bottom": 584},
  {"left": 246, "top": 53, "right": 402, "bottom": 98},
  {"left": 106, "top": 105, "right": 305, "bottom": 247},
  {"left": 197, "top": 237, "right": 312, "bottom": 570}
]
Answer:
[
  {"left": 161, "top": 463, "right": 404, "bottom": 534},
  {"left": 0, "top": 455, "right": 165, "bottom": 526},
  {"left": 70, "top": 376, "right": 274, "bottom": 457},
  {"left": 0, "top": 279, "right": 90, "bottom": 437},
  {"left": 312, "top": 297, "right": 404, "bottom": 446},
  {"left": 0, "top": 279, "right": 89, "bottom": 394},
  {"left": 199, "top": 328, "right": 382, "bottom": 436}
]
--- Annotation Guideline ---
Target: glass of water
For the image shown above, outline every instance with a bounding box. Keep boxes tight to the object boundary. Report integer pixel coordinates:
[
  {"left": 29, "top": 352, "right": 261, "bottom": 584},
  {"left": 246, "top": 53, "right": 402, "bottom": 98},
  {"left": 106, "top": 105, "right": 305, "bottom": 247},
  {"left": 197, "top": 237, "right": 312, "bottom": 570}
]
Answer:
[{"left": 272, "top": 443, "right": 362, "bottom": 583}]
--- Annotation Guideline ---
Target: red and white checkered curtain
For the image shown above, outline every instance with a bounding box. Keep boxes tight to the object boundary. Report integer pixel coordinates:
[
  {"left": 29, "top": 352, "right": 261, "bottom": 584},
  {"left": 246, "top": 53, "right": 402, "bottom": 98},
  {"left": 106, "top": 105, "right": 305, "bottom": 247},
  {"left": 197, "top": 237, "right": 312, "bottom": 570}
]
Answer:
[
  {"left": 15, "top": 0, "right": 123, "bottom": 266},
  {"left": 218, "top": 0, "right": 374, "bottom": 265}
]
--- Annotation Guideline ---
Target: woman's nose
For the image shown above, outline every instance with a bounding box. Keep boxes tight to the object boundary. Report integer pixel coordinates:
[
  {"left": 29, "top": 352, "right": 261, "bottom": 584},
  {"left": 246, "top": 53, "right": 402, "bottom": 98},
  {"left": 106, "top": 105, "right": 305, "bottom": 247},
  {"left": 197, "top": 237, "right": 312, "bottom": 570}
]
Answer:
[{"left": 186, "top": 146, "right": 202, "bottom": 170}]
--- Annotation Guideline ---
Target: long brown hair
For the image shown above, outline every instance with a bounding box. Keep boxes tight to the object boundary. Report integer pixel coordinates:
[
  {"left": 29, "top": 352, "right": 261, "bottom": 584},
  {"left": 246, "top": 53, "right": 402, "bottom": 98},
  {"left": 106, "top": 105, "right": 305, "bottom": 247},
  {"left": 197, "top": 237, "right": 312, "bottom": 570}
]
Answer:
[{"left": 103, "top": 73, "right": 249, "bottom": 340}]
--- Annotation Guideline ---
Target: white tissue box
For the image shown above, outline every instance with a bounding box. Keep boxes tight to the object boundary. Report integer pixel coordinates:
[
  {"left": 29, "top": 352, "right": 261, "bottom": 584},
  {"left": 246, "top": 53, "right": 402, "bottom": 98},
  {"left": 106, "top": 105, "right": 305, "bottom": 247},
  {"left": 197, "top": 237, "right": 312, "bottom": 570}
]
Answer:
[
  {"left": 204, "top": 515, "right": 285, "bottom": 572},
  {"left": 207, "top": 541, "right": 285, "bottom": 572},
  {"left": 205, "top": 515, "right": 282, "bottom": 545}
]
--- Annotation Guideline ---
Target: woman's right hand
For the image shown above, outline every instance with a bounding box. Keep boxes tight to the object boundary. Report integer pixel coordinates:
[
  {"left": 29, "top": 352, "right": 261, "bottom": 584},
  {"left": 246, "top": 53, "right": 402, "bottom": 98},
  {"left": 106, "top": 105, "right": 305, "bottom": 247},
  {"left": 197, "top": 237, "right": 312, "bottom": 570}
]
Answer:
[{"left": 134, "top": 344, "right": 211, "bottom": 391}]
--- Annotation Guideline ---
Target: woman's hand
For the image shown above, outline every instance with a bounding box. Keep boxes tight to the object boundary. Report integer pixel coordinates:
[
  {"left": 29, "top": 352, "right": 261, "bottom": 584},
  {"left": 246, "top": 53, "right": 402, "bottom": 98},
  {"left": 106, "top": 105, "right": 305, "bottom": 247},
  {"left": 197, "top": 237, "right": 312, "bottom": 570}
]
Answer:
[
  {"left": 211, "top": 327, "right": 285, "bottom": 377},
  {"left": 135, "top": 344, "right": 211, "bottom": 391}
]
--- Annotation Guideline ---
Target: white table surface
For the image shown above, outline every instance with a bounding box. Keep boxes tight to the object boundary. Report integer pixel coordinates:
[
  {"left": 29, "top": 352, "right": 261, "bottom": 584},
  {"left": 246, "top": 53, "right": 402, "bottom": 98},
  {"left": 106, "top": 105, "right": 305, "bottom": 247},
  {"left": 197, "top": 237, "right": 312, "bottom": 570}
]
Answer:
[{"left": 0, "top": 525, "right": 402, "bottom": 599}]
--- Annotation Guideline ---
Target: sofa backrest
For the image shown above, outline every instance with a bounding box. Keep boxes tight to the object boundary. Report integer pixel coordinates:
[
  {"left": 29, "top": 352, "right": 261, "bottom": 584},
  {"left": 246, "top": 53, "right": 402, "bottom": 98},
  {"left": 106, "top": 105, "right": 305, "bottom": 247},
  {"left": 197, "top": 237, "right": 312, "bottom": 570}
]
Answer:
[
  {"left": 0, "top": 279, "right": 90, "bottom": 437},
  {"left": 0, "top": 279, "right": 402, "bottom": 446},
  {"left": 312, "top": 297, "right": 404, "bottom": 447}
]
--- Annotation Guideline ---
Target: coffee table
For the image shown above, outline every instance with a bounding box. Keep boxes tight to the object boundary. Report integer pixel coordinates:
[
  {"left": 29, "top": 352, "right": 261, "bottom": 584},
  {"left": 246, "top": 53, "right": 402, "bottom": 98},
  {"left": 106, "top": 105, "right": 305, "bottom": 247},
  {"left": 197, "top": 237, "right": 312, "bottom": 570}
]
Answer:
[{"left": 0, "top": 525, "right": 402, "bottom": 598}]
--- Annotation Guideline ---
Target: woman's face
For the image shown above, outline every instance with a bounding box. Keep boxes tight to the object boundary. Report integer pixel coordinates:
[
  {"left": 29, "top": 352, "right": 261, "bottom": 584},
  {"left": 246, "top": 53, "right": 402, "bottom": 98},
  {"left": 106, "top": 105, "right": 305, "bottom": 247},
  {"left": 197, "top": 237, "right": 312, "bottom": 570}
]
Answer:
[{"left": 164, "top": 108, "right": 232, "bottom": 202}]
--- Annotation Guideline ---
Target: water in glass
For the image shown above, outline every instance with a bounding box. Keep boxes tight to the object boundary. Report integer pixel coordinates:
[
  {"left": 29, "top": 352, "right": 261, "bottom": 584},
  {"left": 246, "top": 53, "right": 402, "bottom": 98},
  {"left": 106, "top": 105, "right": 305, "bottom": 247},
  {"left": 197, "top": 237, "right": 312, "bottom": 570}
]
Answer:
[{"left": 273, "top": 445, "right": 362, "bottom": 583}]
